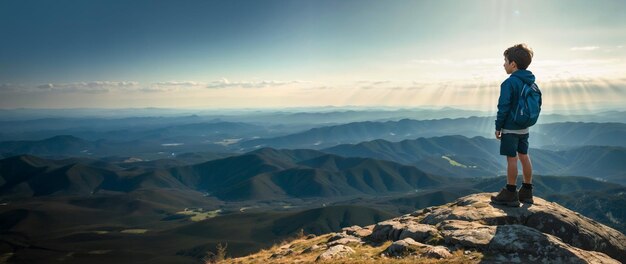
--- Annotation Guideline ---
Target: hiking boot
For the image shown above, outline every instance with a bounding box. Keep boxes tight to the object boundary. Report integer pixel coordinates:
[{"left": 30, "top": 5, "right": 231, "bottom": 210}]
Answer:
[
  {"left": 490, "top": 188, "right": 521, "bottom": 207},
  {"left": 518, "top": 186, "right": 534, "bottom": 204}
]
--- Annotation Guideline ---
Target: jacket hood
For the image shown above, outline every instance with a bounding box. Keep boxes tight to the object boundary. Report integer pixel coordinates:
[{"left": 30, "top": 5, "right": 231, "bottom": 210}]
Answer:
[{"left": 511, "top": 69, "right": 535, "bottom": 85}]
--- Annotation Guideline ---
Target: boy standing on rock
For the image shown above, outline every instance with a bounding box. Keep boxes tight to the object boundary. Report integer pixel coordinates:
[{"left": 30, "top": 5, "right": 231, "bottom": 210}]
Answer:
[{"left": 491, "top": 44, "right": 536, "bottom": 207}]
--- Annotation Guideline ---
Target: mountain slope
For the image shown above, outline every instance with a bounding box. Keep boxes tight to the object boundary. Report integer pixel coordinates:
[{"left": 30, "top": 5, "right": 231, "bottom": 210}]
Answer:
[
  {"left": 172, "top": 151, "right": 449, "bottom": 201},
  {"left": 0, "top": 155, "right": 189, "bottom": 198}
]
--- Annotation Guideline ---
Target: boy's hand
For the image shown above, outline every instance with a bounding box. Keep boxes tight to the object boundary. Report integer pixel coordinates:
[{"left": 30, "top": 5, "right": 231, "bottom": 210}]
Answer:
[{"left": 495, "top": 130, "right": 502, "bottom": 140}]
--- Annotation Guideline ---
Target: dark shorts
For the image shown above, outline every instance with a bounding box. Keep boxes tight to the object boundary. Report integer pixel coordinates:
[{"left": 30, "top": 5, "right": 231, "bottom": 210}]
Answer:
[{"left": 500, "top": 133, "right": 529, "bottom": 157}]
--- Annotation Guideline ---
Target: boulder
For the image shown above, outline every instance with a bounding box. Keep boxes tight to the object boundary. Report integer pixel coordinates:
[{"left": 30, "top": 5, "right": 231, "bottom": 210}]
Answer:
[
  {"left": 384, "top": 237, "right": 451, "bottom": 259},
  {"left": 315, "top": 245, "right": 355, "bottom": 261},
  {"left": 369, "top": 215, "right": 424, "bottom": 242}
]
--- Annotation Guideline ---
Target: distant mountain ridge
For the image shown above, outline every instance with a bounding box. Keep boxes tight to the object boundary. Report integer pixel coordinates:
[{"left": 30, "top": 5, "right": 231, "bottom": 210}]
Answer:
[
  {"left": 2, "top": 119, "right": 625, "bottom": 160},
  {"left": 536, "top": 122, "right": 626, "bottom": 147},
  {"left": 322, "top": 135, "right": 626, "bottom": 184},
  {"left": 0, "top": 134, "right": 232, "bottom": 158},
  {"left": 239, "top": 117, "right": 494, "bottom": 150},
  {"left": 0, "top": 135, "right": 92, "bottom": 157},
  {"left": 238, "top": 118, "right": 626, "bottom": 150},
  {"left": 2, "top": 132, "right": 625, "bottom": 190}
]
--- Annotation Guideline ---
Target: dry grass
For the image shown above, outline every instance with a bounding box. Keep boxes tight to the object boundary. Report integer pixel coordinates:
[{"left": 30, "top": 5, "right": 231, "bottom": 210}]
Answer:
[{"left": 220, "top": 233, "right": 483, "bottom": 264}]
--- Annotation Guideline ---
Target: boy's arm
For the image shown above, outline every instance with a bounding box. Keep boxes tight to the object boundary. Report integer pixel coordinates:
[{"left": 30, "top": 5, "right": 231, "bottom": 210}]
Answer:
[{"left": 495, "top": 80, "right": 512, "bottom": 131}]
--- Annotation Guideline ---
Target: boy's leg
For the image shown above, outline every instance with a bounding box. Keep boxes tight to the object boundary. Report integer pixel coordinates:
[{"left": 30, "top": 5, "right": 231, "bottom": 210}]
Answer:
[
  {"left": 518, "top": 153, "right": 532, "bottom": 184},
  {"left": 492, "top": 155, "right": 521, "bottom": 206},
  {"left": 492, "top": 133, "right": 521, "bottom": 207},
  {"left": 517, "top": 134, "right": 534, "bottom": 203},
  {"left": 506, "top": 156, "right": 518, "bottom": 185}
]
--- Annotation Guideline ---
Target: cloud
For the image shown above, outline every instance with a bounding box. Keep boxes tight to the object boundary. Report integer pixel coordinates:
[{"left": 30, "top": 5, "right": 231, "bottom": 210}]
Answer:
[
  {"left": 2, "top": 79, "right": 315, "bottom": 94},
  {"left": 570, "top": 46, "right": 600, "bottom": 51},
  {"left": 408, "top": 58, "right": 500, "bottom": 66},
  {"left": 140, "top": 81, "right": 207, "bottom": 92},
  {"left": 0, "top": 83, "right": 24, "bottom": 92},
  {"left": 535, "top": 59, "right": 620, "bottom": 66},
  {"left": 88, "top": 79, "right": 311, "bottom": 92},
  {"left": 299, "top": 85, "right": 333, "bottom": 91},
  {"left": 0, "top": 81, "right": 139, "bottom": 93},
  {"left": 540, "top": 78, "right": 626, "bottom": 98},
  {"left": 356, "top": 80, "right": 394, "bottom": 90},
  {"left": 153, "top": 81, "right": 203, "bottom": 86},
  {"left": 37, "top": 83, "right": 54, "bottom": 89},
  {"left": 356, "top": 80, "right": 391, "bottom": 85},
  {"left": 205, "top": 78, "right": 311, "bottom": 89},
  {"left": 355, "top": 80, "right": 436, "bottom": 91},
  {"left": 32, "top": 81, "right": 140, "bottom": 94},
  {"left": 461, "top": 59, "right": 501, "bottom": 65},
  {"left": 409, "top": 59, "right": 453, "bottom": 65},
  {"left": 343, "top": 71, "right": 626, "bottom": 96}
]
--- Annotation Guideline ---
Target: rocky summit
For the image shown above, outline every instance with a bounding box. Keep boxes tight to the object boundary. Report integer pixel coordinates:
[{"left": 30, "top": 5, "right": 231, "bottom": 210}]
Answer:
[{"left": 222, "top": 193, "right": 626, "bottom": 263}]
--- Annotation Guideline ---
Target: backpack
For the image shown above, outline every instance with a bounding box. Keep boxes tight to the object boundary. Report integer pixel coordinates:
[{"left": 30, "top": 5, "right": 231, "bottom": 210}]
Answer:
[{"left": 512, "top": 82, "right": 542, "bottom": 127}]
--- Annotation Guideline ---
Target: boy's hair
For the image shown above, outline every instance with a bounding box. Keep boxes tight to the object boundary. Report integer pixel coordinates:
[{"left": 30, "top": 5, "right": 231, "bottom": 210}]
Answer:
[{"left": 504, "top": 44, "right": 533, "bottom": 70}]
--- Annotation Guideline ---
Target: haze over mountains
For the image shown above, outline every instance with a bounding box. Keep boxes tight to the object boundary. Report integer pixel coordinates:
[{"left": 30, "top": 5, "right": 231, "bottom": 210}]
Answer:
[
  {"left": 2, "top": 114, "right": 625, "bottom": 156},
  {"left": 1, "top": 107, "right": 624, "bottom": 263}
]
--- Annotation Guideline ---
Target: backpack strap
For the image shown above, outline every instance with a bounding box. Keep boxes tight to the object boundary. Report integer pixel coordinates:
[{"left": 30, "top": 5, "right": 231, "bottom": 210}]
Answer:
[{"left": 511, "top": 75, "right": 535, "bottom": 95}]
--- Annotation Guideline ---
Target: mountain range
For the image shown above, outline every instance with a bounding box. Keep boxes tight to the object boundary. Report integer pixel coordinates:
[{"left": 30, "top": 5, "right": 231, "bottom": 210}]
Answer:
[
  {"left": 1, "top": 107, "right": 625, "bottom": 263},
  {"left": 1, "top": 147, "right": 625, "bottom": 263},
  {"left": 239, "top": 119, "right": 626, "bottom": 150},
  {"left": 323, "top": 135, "right": 626, "bottom": 184}
]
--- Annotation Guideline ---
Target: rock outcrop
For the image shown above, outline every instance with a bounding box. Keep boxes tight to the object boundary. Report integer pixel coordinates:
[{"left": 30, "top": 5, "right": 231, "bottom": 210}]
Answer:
[
  {"left": 223, "top": 193, "right": 626, "bottom": 263},
  {"left": 370, "top": 193, "right": 626, "bottom": 263}
]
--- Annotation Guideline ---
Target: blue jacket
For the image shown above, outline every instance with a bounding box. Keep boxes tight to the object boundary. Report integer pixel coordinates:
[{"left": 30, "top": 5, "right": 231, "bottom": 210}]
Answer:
[{"left": 495, "top": 69, "right": 536, "bottom": 131}]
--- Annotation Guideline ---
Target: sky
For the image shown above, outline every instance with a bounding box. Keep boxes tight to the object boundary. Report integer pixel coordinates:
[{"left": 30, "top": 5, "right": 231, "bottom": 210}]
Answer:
[{"left": 0, "top": 0, "right": 625, "bottom": 111}]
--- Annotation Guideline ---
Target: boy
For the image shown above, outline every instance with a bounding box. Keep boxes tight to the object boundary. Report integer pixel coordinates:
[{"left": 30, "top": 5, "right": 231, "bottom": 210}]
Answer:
[{"left": 490, "top": 43, "right": 535, "bottom": 207}]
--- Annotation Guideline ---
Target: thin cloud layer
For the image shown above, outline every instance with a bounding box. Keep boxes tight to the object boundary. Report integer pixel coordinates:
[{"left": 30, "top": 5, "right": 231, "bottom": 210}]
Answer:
[
  {"left": 409, "top": 59, "right": 501, "bottom": 66},
  {"left": 570, "top": 46, "right": 600, "bottom": 51},
  {"left": 205, "top": 79, "right": 311, "bottom": 89},
  {"left": 0, "top": 79, "right": 316, "bottom": 94},
  {"left": 0, "top": 83, "right": 24, "bottom": 92},
  {"left": 34, "top": 81, "right": 140, "bottom": 94}
]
